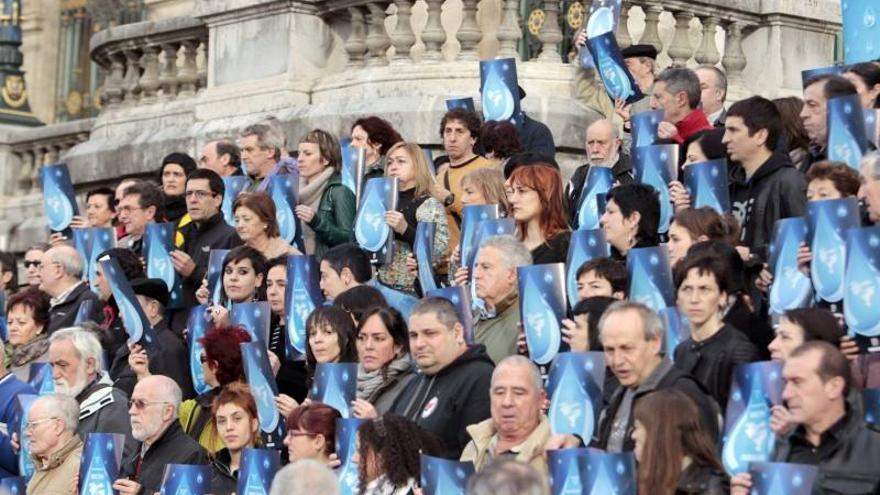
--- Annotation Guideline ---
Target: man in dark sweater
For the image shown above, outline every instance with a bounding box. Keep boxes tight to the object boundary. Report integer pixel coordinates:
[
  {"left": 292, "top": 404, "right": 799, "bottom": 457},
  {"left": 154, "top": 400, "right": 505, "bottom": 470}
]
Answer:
[
  {"left": 390, "top": 297, "right": 494, "bottom": 459},
  {"left": 115, "top": 375, "right": 207, "bottom": 495},
  {"left": 39, "top": 244, "right": 101, "bottom": 334},
  {"left": 673, "top": 253, "right": 760, "bottom": 410}
]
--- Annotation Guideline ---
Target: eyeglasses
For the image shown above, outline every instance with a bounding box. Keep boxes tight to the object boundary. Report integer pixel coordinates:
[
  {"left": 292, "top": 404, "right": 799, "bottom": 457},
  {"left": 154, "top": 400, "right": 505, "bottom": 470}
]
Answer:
[
  {"left": 25, "top": 417, "right": 59, "bottom": 431},
  {"left": 199, "top": 353, "right": 207, "bottom": 364},
  {"left": 185, "top": 190, "right": 217, "bottom": 200},
  {"left": 128, "top": 399, "right": 170, "bottom": 410},
  {"left": 117, "top": 206, "right": 143, "bottom": 215},
  {"left": 23, "top": 261, "right": 41, "bottom": 268}
]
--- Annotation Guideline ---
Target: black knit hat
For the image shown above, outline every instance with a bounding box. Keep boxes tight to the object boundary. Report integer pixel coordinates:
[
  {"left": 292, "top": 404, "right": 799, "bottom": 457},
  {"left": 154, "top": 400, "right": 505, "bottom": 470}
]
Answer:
[
  {"left": 159, "top": 152, "right": 197, "bottom": 178},
  {"left": 130, "top": 277, "right": 170, "bottom": 307}
]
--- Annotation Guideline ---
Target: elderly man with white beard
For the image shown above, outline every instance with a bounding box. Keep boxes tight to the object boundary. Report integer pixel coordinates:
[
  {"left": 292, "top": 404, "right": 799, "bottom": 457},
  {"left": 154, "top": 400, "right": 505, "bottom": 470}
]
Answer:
[{"left": 115, "top": 375, "right": 207, "bottom": 495}]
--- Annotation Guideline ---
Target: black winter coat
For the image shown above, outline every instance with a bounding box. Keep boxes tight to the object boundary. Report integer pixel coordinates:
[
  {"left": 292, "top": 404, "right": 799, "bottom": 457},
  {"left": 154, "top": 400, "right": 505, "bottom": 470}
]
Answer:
[
  {"left": 47, "top": 282, "right": 101, "bottom": 334},
  {"left": 120, "top": 421, "right": 208, "bottom": 495},
  {"left": 565, "top": 156, "right": 633, "bottom": 228},
  {"left": 178, "top": 212, "right": 242, "bottom": 308},
  {"left": 109, "top": 319, "right": 195, "bottom": 399},
  {"left": 389, "top": 345, "right": 494, "bottom": 459}
]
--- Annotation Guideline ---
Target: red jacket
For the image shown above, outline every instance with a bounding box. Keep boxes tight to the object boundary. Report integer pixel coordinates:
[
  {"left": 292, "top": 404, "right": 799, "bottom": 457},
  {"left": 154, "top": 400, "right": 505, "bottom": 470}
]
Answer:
[{"left": 674, "top": 109, "right": 712, "bottom": 144}]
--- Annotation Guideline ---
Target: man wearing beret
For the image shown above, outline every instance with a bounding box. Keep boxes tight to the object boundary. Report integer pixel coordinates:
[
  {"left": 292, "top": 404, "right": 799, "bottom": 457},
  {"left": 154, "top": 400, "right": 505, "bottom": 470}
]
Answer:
[
  {"left": 109, "top": 278, "right": 194, "bottom": 399},
  {"left": 621, "top": 44, "right": 658, "bottom": 116}
]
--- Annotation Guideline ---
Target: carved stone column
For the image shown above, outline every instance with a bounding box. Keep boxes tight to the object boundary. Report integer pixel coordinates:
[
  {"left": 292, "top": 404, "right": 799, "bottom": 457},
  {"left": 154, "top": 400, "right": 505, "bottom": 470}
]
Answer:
[
  {"left": 537, "top": 0, "right": 563, "bottom": 63},
  {"left": 667, "top": 10, "right": 694, "bottom": 67},
  {"left": 122, "top": 48, "right": 143, "bottom": 104},
  {"left": 456, "top": 0, "right": 482, "bottom": 61},
  {"left": 139, "top": 46, "right": 161, "bottom": 103},
  {"left": 390, "top": 0, "right": 416, "bottom": 63},
  {"left": 365, "top": 2, "right": 391, "bottom": 65},
  {"left": 694, "top": 16, "right": 720, "bottom": 66},
  {"left": 722, "top": 21, "right": 747, "bottom": 85},
  {"left": 178, "top": 41, "right": 199, "bottom": 97},
  {"left": 421, "top": 0, "right": 446, "bottom": 62},
  {"left": 496, "top": 0, "right": 521, "bottom": 59},
  {"left": 345, "top": 7, "right": 367, "bottom": 67},
  {"left": 639, "top": 4, "right": 662, "bottom": 52},
  {"left": 159, "top": 43, "right": 180, "bottom": 98},
  {"left": 616, "top": 2, "right": 631, "bottom": 49}
]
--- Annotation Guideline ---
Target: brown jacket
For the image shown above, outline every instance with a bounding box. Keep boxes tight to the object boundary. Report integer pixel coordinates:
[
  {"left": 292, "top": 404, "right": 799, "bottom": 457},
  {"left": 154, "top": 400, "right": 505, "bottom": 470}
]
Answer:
[
  {"left": 27, "top": 435, "right": 83, "bottom": 495},
  {"left": 460, "top": 415, "right": 550, "bottom": 475}
]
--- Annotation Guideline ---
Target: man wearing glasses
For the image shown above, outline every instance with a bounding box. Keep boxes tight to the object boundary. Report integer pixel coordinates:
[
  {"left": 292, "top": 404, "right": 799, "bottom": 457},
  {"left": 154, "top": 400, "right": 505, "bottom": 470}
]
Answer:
[
  {"left": 117, "top": 181, "right": 164, "bottom": 256},
  {"left": 39, "top": 244, "right": 100, "bottom": 334},
  {"left": 115, "top": 375, "right": 207, "bottom": 495},
  {"left": 24, "top": 394, "right": 83, "bottom": 494}
]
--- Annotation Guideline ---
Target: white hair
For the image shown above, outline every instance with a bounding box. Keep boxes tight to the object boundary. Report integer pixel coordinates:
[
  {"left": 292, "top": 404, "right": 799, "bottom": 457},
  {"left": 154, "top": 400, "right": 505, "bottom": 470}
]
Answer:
[
  {"left": 478, "top": 235, "right": 533, "bottom": 270},
  {"left": 862, "top": 151, "right": 880, "bottom": 180},
  {"left": 493, "top": 355, "right": 543, "bottom": 393},
  {"left": 270, "top": 460, "right": 339, "bottom": 495},
  {"left": 49, "top": 326, "right": 105, "bottom": 371},
  {"left": 34, "top": 394, "right": 80, "bottom": 433}
]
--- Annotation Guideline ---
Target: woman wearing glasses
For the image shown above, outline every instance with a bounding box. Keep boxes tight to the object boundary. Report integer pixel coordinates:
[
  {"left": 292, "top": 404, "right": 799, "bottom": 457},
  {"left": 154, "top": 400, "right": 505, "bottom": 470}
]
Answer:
[
  {"left": 209, "top": 382, "right": 262, "bottom": 495},
  {"left": 283, "top": 402, "right": 341, "bottom": 465}
]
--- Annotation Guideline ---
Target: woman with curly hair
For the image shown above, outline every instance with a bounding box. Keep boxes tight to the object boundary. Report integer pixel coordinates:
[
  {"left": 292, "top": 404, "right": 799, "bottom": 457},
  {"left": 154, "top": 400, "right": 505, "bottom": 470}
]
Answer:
[
  {"left": 354, "top": 414, "right": 441, "bottom": 495},
  {"left": 180, "top": 325, "right": 252, "bottom": 454},
  {"left": 351, "top": 116, "right": 404, "bottom": 181}
]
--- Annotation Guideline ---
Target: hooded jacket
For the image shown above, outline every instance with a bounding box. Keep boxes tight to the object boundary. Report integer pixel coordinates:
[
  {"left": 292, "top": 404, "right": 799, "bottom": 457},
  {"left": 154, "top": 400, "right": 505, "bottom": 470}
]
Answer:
[
  {"left": 729, "top": 151, "right": 806, "bottom": 258},
  {"left": 389, "top": 344, "right": 494, "bottom": 459}
]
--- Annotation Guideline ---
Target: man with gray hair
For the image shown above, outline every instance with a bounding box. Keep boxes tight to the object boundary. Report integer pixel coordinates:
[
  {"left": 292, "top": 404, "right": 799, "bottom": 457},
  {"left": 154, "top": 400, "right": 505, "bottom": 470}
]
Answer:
[
  {"left": 456, "top": 235, "right": 532, "bottom": 363},
  {"left": 466, "top": 459, "right": 549, "bottom": 495},
  {"left": 270, "top": 459, "right": 340, "bottom": 495},
  {"left": 859, "top": 151, "right": 880, "bottom": 224},
  {"left": 696, "top": 65, "right": 728, "bottom": 126},
  {"left": 239, "top": 119, "right": 297, "bottom": 192},
  {"left": 38, "top": 244, "right": 100, "bottom": 334},
  {"left": 390, "top": 297, "right": 494, "bottom": 459},
  {"left": 651, "top": 67, "right": 712, "bottom": 144},
  {"left": 593, "top": 301, "right": 719, "bottom": 452},
  {"left": 115, "top": 375, "right": 206, "bottom": 495},
  {"left": 461, "top": 356, "right": 550, "bottom": 474},
  {"left": 48, "top": 327, "right": 136, "bottom": 457},
  {"left": 25, "top": 394, "right": 84, "bottom": 494}
]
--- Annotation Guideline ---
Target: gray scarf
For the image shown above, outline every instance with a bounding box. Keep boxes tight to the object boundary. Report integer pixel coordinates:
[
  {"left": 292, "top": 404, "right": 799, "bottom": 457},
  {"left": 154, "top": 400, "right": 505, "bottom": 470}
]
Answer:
[
  {"left": 298, "top": 167, "right": 336, "bottom": 254},
  {"left": 356, "top": 353, "right": 415, "bottom": 401}
]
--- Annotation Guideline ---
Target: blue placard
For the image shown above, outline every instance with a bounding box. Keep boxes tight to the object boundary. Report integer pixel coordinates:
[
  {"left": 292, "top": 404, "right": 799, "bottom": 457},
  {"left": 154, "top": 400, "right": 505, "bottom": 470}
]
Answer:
[
  {"left": 0, "top": 291, "right": 6, "bottom": 342},
  {"left": 547, "top": 352, "right": 605, "bottom": 442},
  {"left": 415, "top": 221, "right": 438, "bottom": 294},
  {"left": 420, "top": 454, "right": 475, "bottom": 495},
  {"left": 73, "top": 299, "right": 96, "bottom": 325},
  {"left": 565, "top": 229, "right": 610, "bottom": 305},
  {"left": 16, "top": 394, "right": 37, "bottom": 481},
  {"left": 336, "top": 418, "right": 365, "bottom": 495},
  {"left": 241, "top": 342, "right": 286, "bottom": 446},
  {"left": 27, "top": 362, "right": 54, "bottom": 395},
  {"left": 575, "top": 167, "right": 614, "bottom": 231},
  {"left": 231, "top": 301, "right": 271, "bottom": 345},
  {"left": 633, "top": 144, "right": 677, "bottom": 234},
  {"left": 355, "top": 177, "right": 398, "bottom": 254},
  {"left": 145, "top": 222, "right": 184, "bottom": 308},
  {"left": 842, "top": 0, "right": 880, "bottom": 64},
  {"left": 284, "top": 255, "right": 323, "bottom": 360},
  {"left": 266, "top": 174, "right": 305, "bottom": 252},
  {"left": 548, "top": 448, "right": 589, "bottom": 495},
  {"left": 446, "top": 97, "right": 476, "bottom": 112},
  {"left": 767, "top": 217, "right": 812, "bottom": 315},
  {"left": 221, "top": 176, "right": 251, "bottom": 227},
  {"left": 460, "top": 205, "right": 502, "bottom": 272},
  {"left": 236, "top": 448, "right": 280, "bottom": 495},
  {"left": 827, "top": 94, "right": 869, "bottom": 169},
  {"left": 586, "top": 31, "right": 643, "bottom": 105},
  {"left": 340, "top": 143, "right": 366, "bottom": 206},
  {"left": 72, "top": 227, "right": 114, "bottom": 293},
  {"left": 98, "top": 258, "right": 159, "bottom": 350},
  {"left": 626, "top": 246, "right": 674, "bottom": 312},
  {"left": 186, "top": 305, "right": 212, "bottom": 395},
  {"left": 518, "top": 263, "right": 567, "bottom": 365},
  {"left": 806, "top": 198, "right": 860, "bottom": 303},
  {"left": 426, "top": 285, "right": 476, "bottom": 345},
  {"left": 78, "top": 432, "right": 125, "bottom": 495},
  {"left": 311, "top": 362, "right": 358, "bottom": 418},
  {"left": 659, "top": 307, "right": 690, "bottom": 361},
  {"left": 801, "top": 64, "right": 846, "bottom": 86},
  {"left": 866, "top": 109, "right": 879, "bottom": 147},
  {"left": 40, "top": 163, "right": 79, "bottom": 232},
  {"left": 206, "top": 249, "right": 229, "bottom": 306},
  {"left": 844, "top": 226, "right": 880, "bottom": 337},
  {"left": 370, "top": 280, "right": 420, "bottom": 321},
  {"left": 631, "top": 109, "right": 664, "bottom": 151},
  {"left": 480, "top": 58, "right": 523, "bottom": 127},
  {"left": 0, "top": 476, "right": 25, "bottom": 495},
  {"left": 865, "top": 388, "right": 880, "bottom": 425},
  {"left": 721, "top": 361, "right": 783, "bottom": 475},
  {"left": 582, "top": 448, "right": 637, "bottom": 494},
  {"left": 159, "top": 464, "right": 211, "bottom": 495},
  {"left": 586, "top": 0, "right": 623, "bottom": 38},
  {"left": 683, "top": 159, "right": 731, "bottom": 214},
  {"left": 749, "top": 462, "right": 818, "bottom": 495}
]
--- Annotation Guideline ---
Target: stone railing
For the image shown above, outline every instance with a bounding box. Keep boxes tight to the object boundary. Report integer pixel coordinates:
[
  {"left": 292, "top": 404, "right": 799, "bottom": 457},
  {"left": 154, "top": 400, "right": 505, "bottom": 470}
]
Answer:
[
  {"left": 4, "top": 119, "right": 94, "bottom": 196},
  {"left": 89, "top": 17, "right": 208, "bottom": 109}
]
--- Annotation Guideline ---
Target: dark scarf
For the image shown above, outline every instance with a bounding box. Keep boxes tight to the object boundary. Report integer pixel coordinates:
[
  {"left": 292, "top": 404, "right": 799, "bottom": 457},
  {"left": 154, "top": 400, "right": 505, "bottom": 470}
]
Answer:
[
  {"left": 5, "top": 334, "right": 50, "bottom": 368},
  {"left": 165, "top": 195, "right": 187, "bottom": 223}
]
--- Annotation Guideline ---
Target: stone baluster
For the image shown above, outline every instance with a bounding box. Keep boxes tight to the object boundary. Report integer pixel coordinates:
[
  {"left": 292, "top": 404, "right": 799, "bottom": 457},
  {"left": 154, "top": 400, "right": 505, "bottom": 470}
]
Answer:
[
  {"left": 667, "top": 10, "right": 694, "bottom": 67},
  {"left": 365, "top": 3, "right": 391, "bottom": 65},
  {"left": 159, "top": 43, "right": 180, "bottom": 98},
  {"left": 694, "top": 15, "right": 720, "bottom": 66},
  {"left": 616, "top": 2, "right": 631, "bottom": 49},
  {"left": 197, "top": 40, "right": 208, "bottom": 90},
  {"left": 496, "top": 0, "right": 521, "bottom": 59},
  {"left": 639, "top": 4, "right": 662, "bottom": 51},
  {"left": 537, "top": 0, "right": 563, "bottom": 63},
  {"left": 29, "top": 147, "right": 45, "bottom": 194},
  {"left": 178, "top": 40, "right": 199, "bottom": 97},
  {"left": 390, "top": 0, "right": 416, "bottom": 63},
  {"left": 17, "top": 150, "right": 33, "bottom": 193},
  {"left": 45, "top": 145, "right": 60, "bottom": 165},
  {"left": 122, "top": 48, "right": 143, "bottom": 104},
  {"left": 139, "top": 45, "right": 161, "bottom": 103},
  {"left": 421, "top": 0, "right": 446, "bottom": 62},
  {"left": 103, "top": 52, "right": 126, "bottom": 107},
  {"left": 345, "top": 7, "right": 367, "bottom": 67},
  {"left": 722, "top": 21, "right": 747, "bottom": 85},
  {"left": 456, "top": 0, "right": 481, "bottom": 61}
]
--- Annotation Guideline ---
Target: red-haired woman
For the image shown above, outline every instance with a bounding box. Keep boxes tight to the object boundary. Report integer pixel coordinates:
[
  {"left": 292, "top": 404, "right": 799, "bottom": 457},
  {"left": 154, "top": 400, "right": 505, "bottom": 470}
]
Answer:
[
  {"left": 180, "top": 325, "right": 252, "bottom": 454},
  {"left": 631, "top": 390, "right": 728, "bottom": 494},
  {"left": 283, "top": 402, "right": 341, "bottom": 464},
  {"left": 210, "top": 382, "right": 261, "bottom": 494},
  {"left": 506, "top": 164, "right": 571, "bottom": 264},
  {"left": 351, "top": 116, "right": 403, "bottom": 181}
]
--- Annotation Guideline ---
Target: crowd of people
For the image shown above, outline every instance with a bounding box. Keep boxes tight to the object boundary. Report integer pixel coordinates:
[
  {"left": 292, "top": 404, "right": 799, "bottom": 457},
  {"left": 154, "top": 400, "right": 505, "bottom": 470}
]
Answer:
[{"left": 1, "top": 36, "right": 880, "bottom": 495}]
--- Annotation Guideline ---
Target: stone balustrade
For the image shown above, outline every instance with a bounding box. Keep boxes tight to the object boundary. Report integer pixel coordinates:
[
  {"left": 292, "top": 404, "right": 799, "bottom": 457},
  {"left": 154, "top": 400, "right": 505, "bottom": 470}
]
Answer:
[
  {"left": 3, "top": 119, "right": 93, "bottom": 196},
  {"left": 89, "top": 16, "right": 208, "bottom": 109}
]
